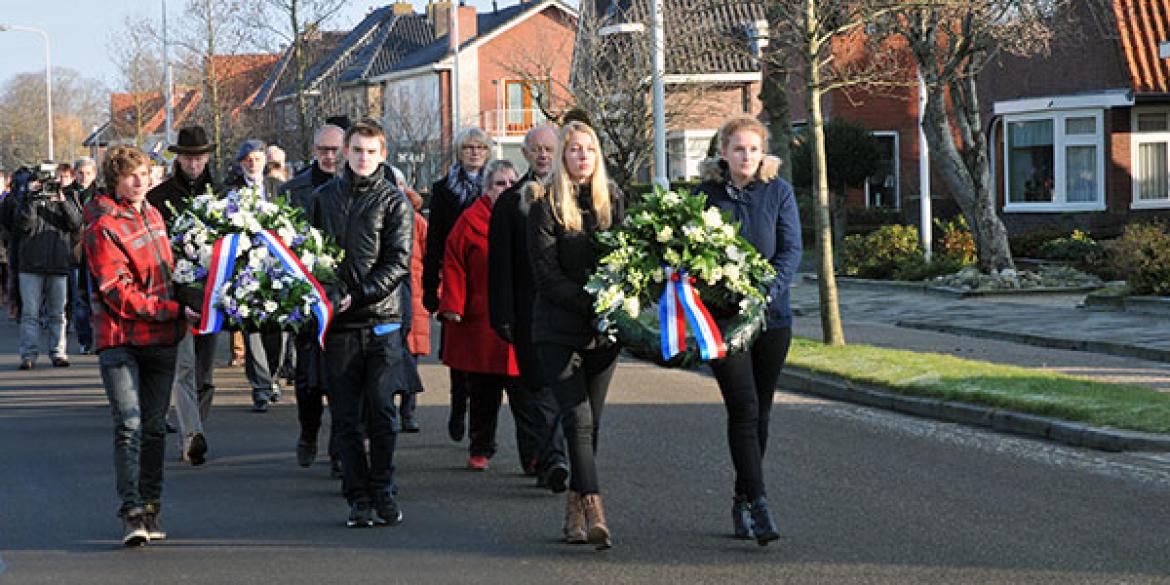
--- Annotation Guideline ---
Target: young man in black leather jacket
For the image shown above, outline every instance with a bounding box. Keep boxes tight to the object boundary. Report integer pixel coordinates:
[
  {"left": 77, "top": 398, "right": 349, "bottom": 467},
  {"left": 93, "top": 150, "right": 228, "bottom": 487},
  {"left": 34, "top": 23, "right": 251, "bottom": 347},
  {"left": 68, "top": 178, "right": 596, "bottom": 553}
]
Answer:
[{"left": 308, "top": 120, "right": 414, "bottom": 528}]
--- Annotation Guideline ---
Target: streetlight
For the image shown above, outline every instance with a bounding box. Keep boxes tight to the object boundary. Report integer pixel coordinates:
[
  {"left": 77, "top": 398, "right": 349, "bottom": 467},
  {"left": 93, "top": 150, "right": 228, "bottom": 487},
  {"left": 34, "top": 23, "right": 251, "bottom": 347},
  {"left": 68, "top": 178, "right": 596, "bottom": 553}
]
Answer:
[
  {"left": 0, "top": 24, "right": 53, "bottom": 161},
  {"left": 599, "top": 0, "right": 668, "bottom": 189}
]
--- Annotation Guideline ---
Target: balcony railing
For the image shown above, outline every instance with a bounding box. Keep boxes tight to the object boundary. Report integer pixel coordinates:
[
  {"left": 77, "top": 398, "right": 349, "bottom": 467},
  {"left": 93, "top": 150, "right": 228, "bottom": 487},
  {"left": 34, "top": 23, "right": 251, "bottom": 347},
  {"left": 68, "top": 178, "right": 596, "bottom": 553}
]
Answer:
[{"left": 480, "top": 108, "right": 555, "bottom": 137}]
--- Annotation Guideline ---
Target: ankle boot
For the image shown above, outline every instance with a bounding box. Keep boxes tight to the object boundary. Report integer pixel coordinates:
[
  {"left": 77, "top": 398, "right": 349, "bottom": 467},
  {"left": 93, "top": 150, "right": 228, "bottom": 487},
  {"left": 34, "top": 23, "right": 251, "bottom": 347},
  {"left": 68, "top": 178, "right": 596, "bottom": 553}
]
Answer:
[
  {"left": 580, "top": 493, "right": 612, "bottom": 549},
  {"left": 563, "top": 490, "right": 587, "bottom": 544},
  {"left": 749, "top": 496, "right": 779, "bottom": 546},
  {"left": 732, "top": 495, "right": 753, "bottom": 539}
]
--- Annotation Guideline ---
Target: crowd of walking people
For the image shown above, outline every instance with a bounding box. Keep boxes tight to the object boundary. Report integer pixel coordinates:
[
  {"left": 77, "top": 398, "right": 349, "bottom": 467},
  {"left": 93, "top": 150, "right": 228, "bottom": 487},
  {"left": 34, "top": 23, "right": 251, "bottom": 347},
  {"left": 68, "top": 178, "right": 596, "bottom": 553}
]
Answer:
[{"left": 0, "top": 111, "right": 801, "bottom": 551}]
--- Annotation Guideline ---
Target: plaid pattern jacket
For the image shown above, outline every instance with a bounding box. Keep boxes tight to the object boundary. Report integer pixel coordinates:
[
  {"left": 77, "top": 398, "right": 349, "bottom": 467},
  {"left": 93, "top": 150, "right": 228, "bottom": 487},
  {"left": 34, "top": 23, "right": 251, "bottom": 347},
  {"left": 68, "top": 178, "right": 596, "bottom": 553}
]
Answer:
[{"left": 83, "top": 193, "right": 184, "bottom": 350}]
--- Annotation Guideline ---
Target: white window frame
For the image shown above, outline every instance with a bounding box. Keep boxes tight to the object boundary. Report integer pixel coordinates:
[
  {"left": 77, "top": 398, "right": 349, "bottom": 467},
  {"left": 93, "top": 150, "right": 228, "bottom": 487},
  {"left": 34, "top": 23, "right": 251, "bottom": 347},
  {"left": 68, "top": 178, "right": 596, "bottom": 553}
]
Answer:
[
  {"left": 1002, "top": 108, "right": 1106, "bottom": 213},
  {"left": 865, "top": 130, "right": 900, "bottom": 210},
  {"left": 1131, "top": 106, "right": 1170, "bottom": 209}
]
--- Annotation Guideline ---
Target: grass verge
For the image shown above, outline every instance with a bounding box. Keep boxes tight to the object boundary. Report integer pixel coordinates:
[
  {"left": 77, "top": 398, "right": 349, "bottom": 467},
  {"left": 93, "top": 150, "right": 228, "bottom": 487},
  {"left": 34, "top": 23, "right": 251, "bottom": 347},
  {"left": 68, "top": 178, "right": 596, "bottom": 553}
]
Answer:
[{"left": 787, "top": 337, "right": 1170, "bottom": 434}]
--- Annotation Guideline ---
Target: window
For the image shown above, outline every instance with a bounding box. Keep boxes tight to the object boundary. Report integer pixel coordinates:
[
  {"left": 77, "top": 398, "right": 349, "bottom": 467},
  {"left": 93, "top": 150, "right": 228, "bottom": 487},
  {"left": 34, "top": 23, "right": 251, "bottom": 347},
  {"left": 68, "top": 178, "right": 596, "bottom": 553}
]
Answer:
[
  {"left": 866, "top": 132, "right": 899, "bottom": 209},
  {"left": 1133, "top": 107, "right": 1170, "bottom": 208},
  {"left": 1003, "top": 109, "right": 1104, "bottom": 212},
  {"left": 503, "top": 79, "right": 550, "bottom": 135}
]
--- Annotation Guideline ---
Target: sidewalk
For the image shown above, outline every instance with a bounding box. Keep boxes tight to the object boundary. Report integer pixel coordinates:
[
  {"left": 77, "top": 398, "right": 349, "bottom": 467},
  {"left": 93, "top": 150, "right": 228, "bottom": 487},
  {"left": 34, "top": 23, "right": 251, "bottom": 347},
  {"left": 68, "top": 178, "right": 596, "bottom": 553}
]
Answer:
[{"left": 787, "top": 275, "right": 1170, "bottom": 451}]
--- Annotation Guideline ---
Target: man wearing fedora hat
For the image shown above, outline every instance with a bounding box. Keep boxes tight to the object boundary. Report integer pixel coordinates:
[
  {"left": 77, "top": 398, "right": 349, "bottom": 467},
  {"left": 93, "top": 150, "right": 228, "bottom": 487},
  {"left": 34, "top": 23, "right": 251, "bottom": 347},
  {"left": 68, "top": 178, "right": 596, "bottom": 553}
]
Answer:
[{"left": 147, "top": 125, "right": 220, "bottom": 466}]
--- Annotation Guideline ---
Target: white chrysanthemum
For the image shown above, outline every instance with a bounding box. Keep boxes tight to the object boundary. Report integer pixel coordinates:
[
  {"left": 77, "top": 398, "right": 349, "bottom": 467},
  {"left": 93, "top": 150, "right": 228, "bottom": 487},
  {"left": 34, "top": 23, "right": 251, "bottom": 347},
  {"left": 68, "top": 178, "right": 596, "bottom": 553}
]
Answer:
[
  {"left": 656, "top": 226, "right": 674, "bottom": 243},
  {"left": 726, "top": 245, "right": 746, "bottom": 263},
  {"left": 702, "top": 207, "right": 724, "bottom": 228},
  {"left": 661, "top": 191, "right": 681, "bottom": 206},
  {"left": 621, "top": 296, "right": 640, "bottom": 317},
  {"left": 264, "top": 300, "right": 278, "bottom": 313},
  {"left": 724, "top": 264, "right": 741, "bottom": 282}
]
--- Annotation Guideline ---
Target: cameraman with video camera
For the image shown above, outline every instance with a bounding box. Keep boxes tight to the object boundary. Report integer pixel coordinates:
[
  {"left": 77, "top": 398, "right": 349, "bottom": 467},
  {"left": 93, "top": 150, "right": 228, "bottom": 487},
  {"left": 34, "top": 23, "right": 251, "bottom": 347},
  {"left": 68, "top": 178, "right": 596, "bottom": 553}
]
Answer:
[{"left": 15, "top": 163, "right": 82, "bottom": 370}]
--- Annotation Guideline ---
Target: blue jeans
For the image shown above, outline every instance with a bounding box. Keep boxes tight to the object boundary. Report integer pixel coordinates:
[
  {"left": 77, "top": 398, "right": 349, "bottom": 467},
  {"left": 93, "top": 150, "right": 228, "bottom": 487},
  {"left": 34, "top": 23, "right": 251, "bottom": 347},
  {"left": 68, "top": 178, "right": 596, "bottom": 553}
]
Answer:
[
  {"left": 99, "top": 344, "right": 178, "bottom": 513},
  {"left": 18, "top": 272, "right": 67, "bottom": 360},
  {"left": 70, "top": 265, "right": 93, "bottom": 349},
  {"left": 324, "top": 327, "right": 402, "bottom": 504}
]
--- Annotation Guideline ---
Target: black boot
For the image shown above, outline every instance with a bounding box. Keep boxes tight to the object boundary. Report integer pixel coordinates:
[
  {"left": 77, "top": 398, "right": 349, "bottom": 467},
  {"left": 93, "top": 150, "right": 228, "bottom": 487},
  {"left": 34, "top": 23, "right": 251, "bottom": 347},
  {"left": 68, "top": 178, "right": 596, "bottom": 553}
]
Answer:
[
  {"left": 447, "top": 387, "right": 468, "bottom": 442},
  {"left": 748, "top": 496, "right": 779, "bottom": 546},
  {"left": 732, "top": 495, "right": 753, "bottom": 539}
]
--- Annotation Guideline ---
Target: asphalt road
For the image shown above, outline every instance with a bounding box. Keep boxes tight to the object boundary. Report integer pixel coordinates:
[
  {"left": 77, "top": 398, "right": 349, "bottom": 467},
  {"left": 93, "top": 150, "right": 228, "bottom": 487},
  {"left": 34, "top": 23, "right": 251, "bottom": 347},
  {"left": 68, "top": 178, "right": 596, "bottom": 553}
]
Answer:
[{"left": 1, "top": 320, "right": 1169, "bottom": 584}]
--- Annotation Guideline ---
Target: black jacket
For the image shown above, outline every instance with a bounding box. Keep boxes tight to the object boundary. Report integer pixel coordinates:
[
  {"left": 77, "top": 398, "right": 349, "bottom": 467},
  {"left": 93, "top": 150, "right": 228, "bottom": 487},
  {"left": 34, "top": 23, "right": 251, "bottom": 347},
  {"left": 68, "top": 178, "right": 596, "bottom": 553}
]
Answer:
[
  {"left": 422, "top": 172, "right": 482, "bottom": 313},
  {"left": 16, "top": 191, "right": 83, "bottom": 274},
  {"left": 487, "top": 171, "right": 540, "bottom": 341},
  {"left": 64, "top": 182, "right": 99, "bottom": 265},
  {"left": 147, "top": 164, "right": 216, "bottom": 227},
  {"left": 280, "top": 163, "right": 333, "bottom": 213},
  {"left": 309, "top": 164, "right": 414, "bottom": 329},
  {"left": 225, "top": 173, "right": 282, "bottom": 201},
  {"left": 527, "top": 182, "right": 625, "bottom": 348}
]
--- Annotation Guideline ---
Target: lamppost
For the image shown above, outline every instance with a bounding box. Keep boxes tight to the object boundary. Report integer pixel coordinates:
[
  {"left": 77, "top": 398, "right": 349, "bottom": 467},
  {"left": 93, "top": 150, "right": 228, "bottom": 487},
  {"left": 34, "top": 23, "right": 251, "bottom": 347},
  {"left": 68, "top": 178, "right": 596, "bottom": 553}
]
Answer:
[
  {"left": 599, "top": 0, "right": 668, "bottom": 189},
  {"left": 0, "top": 24, "right": 53, "bottom": 161}
]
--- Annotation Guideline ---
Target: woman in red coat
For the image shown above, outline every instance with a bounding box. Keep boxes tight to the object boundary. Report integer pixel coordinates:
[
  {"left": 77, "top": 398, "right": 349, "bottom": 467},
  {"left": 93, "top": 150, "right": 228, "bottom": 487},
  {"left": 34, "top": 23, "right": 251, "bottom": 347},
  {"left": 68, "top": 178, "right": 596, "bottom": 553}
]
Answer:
[
  {"left": 439, "top": 160, "right": 538, "bottom": 471},
  {"left": 398, "top": 182, "right": 430, "bottom": 432}
]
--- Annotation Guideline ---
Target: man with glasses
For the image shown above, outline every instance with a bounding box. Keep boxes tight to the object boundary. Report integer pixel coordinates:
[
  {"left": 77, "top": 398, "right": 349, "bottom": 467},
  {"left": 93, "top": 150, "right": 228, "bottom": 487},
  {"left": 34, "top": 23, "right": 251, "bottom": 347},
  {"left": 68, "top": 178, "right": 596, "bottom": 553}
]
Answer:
[{"left": 281, "top": 123, "right": 345, "bottom": 473}]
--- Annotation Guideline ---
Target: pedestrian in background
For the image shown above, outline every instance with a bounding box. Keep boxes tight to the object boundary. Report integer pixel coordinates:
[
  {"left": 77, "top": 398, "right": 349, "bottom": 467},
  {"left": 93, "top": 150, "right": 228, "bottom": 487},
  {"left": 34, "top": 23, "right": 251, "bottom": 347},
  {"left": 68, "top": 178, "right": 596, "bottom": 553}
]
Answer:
[
  {"left": 488, "top": 124, "right": 568, "bottom": 489},
  {"left": 696, "top": 115, "right": 802, "bottom": 546},
  {"left": 147, "top": 126, "right": 220, "bottom": 466},
  {"left": 423, "top": 126, "right": 493, "bottom": 445},
  {"left": 527, "top": 121, "right": 624, "bottom": 549},
  {"left": 85, "top": 144, "right": 191, "bottom": 546},
  {"left": 67, "top": 156, "right": 99, "bottom": 355},
  {"left": 390, "top": 165, "right": 428, "bottom": 434}
]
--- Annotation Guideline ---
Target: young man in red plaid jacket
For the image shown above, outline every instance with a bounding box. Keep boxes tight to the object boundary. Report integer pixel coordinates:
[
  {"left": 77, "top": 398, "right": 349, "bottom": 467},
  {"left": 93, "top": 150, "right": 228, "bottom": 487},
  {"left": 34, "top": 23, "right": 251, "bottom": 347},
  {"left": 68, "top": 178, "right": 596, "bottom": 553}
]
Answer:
[{"left": 84, "top": 145, "right": 192, "bottom": 547}]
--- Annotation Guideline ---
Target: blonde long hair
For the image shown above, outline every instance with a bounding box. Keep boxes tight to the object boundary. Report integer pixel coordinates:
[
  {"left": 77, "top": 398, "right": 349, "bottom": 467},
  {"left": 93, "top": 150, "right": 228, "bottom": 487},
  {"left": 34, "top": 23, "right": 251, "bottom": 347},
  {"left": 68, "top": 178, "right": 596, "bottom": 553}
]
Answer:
[{"left": 535, "top": 121, "right": 611, "bottom": 232}]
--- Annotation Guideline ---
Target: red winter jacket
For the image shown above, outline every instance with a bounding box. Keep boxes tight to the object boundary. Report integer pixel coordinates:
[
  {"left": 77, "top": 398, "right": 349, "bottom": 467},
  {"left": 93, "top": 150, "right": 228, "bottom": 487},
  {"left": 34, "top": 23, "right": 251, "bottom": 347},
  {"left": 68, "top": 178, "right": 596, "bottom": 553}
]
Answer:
[
  {"left": 83, "top": 193, "right": 185, "bottom": 350},
  {"left": 408, "top": 210, "right": 430, "bottom": 356},
  {"left": 439, "top": 196, "right": 518, "bottom": 375}
]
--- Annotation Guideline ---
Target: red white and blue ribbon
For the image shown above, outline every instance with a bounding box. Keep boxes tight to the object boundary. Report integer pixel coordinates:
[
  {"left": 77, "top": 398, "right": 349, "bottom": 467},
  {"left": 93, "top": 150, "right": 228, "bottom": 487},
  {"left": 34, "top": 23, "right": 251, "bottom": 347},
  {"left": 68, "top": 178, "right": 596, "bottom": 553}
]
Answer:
[
  {"left": 196, "top": 233, "right": 242, "bottom": 336},
  {"left": 658, "top": 267, "right": 727, "bottom": 362},
  {"left": 255, "top": 229, "right": 333, "bottom": 348}
]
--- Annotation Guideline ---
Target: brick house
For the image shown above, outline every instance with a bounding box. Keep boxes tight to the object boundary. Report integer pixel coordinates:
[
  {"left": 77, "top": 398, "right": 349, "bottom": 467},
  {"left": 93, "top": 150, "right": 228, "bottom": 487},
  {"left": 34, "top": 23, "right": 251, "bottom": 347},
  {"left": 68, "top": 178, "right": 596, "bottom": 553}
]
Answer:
[
  {"left": 577, "top": 0, "right": 766, "bottom": 182},
  {"left": 824, "top": 1, "right": 1170, "bottom": 237}
]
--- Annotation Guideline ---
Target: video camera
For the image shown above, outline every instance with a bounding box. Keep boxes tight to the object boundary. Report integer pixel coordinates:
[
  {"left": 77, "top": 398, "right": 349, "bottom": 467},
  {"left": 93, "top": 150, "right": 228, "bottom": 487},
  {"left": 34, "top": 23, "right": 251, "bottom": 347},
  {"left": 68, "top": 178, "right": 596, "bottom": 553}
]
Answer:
[{"left": 27, "top": 162, "right": 62, "bottom": 199}]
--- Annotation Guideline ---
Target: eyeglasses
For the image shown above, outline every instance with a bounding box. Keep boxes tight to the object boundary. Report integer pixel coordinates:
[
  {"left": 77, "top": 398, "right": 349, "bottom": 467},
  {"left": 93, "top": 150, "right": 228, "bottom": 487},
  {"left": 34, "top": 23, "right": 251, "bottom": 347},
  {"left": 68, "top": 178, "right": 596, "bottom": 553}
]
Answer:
[
  {"left": 493, "top": 179, "right": 515, "bottom": 187},
  {"left": 462, "top": 144, "right": 489, "bottom": 152}
]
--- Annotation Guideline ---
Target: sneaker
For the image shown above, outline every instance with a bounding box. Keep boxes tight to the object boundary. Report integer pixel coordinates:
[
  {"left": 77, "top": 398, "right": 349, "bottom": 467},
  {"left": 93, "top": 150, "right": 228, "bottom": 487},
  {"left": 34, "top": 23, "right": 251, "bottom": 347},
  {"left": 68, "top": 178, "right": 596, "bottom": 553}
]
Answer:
[
  {"left": 51, "top": 357, "right": 70, "bottom": 368},
  {"left": 269, "top": 388, "right": 282, "bottom": 403},
  {"left": 120, "top": 508, "right": 149, "bottom": 547},
  {"left": 372, "top": 494, "right": 403, "bottom": 526},
  {"left": 252, "top": 399, "right": 269, "bottom": 413},
  {"left": 185, "top": 433, "right": 208, "bottom": 466},
  {"left": 732, "top": 496, "right": 754, "bottom": 540},
  {"left": 142, "top": 503, "right": 167, "bottom": 541},
  {"left": 468, "top": 455, "right": 489, "bottom": 471},
  {"left": 347, "top": 501, "right": 374, "bottom": 528},
  {"left": 296, "top": 435, "right": 317, "bottom": 468},
  {"left": 18, "top": 358, "right": 33, "bottom": 371},
  {"left": 545, "top": 463, "right": 569, "bottom": 494}
]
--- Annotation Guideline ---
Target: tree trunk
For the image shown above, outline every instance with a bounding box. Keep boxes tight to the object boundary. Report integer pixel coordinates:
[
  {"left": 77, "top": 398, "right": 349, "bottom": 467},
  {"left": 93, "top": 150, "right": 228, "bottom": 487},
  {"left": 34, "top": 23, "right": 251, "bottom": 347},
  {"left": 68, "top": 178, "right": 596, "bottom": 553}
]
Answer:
[
  {"left": 291, "top": 0, "right": 312, "bottom": 163},
  {"left": 805, "top": 0, "right": 845, "bottom": 346},
  {"left": 204, "top": 0, "right": 224, "bottom": 179},
  {"left": 920, "top": 85, "right": 1014, "bottom": 273}
]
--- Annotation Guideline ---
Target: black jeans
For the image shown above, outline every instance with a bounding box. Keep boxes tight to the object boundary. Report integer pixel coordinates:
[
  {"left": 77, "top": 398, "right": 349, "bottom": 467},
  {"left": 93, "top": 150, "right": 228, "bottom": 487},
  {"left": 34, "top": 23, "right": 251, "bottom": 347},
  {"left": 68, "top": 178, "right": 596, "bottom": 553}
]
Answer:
[
  {"left": 324, "top": 327, "right": 403, "bottom": 504},
  {"left": 515, "top": 328, "right": 567, "bottom": 474},
  {"left": 537, "top": 343, "right": 620, "bottom": 495},
  {"left": 466, "top": 372, "right": 540, "bottom": 467},
  {"left": 294, "top": 334, "right": 337, "bottom": 459},
  {"left": 98, "top": 344, "right": 178, "bottom": 513},
  {"left": 709, "top": 326, "right": 793, "bottom": 500}
]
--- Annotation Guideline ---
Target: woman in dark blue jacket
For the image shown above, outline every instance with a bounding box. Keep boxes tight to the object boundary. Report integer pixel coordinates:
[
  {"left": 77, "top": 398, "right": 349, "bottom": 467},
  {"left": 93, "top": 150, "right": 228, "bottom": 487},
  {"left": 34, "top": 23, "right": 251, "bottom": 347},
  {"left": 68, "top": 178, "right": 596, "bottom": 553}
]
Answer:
[{"left": 695, "top": 115, "right": 802, "bottom": 546}]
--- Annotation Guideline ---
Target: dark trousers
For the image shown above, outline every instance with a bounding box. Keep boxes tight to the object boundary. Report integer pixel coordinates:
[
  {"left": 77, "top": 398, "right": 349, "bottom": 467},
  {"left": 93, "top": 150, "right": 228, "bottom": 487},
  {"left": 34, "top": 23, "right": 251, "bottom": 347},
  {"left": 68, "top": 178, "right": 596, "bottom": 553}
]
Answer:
[
  {"left": 515, "top": 331, "right": 566, "bottom": 474},
  {"left": 324, "top": 327, "right": 403, "bottom": 504},
  {"left": 70, "top": 264, "right": 93, "bottom": 348},
  {"left": 294, "top": 336, "right": 337, "bottom": 459},
  {"left": 709, "top": 326, "right": 793, "bottom": 500},
  {"left": 466, "top": 372, "right": 540, "bottom": 467},
  {"left": 537, "top": 342, "right": 620, "bottom": 495},
  {"left": 98, "top": 344, "right": 178, "bottom": 513}
]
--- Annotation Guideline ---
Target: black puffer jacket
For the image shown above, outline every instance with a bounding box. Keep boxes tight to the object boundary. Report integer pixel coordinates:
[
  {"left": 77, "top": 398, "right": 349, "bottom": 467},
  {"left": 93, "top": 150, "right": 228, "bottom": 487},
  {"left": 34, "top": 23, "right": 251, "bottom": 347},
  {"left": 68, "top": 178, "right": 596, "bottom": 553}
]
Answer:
[
  {"left": 280, "top": 163, "right": 332, "bottom": 212},
  {"left": 147, "top": 164, "right": 216, "bottom": 226},
  {"left": 309, "top": 164, "right": 414, "bottom": 329},
  {"left": 17, "top": 191, "right": 82, "bottom": 275},
  {"left": 527, "top": 181, "right": 625, "bottom": 348}
]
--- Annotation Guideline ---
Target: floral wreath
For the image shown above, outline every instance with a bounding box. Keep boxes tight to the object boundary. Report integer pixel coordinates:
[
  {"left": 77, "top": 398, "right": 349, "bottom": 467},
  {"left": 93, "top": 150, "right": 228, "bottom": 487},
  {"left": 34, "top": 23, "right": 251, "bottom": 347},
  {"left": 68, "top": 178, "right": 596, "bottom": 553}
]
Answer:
[{"left": 586, "top": 187, "right": 775, "bottom": 368}]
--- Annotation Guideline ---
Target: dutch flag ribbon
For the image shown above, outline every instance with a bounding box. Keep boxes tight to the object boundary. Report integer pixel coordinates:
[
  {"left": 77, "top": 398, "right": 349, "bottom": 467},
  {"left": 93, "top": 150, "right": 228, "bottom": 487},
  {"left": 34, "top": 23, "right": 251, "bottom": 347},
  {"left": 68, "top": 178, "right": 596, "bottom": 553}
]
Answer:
[
  {"left": 196, "top": 233, "right": 242, "bottom": 336},
  {"left": 658, "top": 267, "right": 727, "bottom": 362},
  {"left": 255, "top": 230, "right": 333, "bottom": 349}
]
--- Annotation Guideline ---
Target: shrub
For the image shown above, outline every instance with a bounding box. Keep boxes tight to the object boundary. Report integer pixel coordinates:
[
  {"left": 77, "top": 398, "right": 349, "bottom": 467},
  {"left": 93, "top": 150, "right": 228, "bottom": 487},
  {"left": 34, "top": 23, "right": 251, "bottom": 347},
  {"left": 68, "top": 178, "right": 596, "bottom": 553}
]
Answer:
[
  {"left": 935, "top": 215, "right": 977, "bottom": 266},
  {"left": 1010, "top": 227, "right": 1068, "bottom": 259},
  {"left": 1103, "top": 222, "right": 1170, "bottom": 295},
  {"left": 1038, "top": 229, "right": 1103, "bottom": 262},
  {"left": 841, "top": 224, "right": 923, "bottom": 279}
]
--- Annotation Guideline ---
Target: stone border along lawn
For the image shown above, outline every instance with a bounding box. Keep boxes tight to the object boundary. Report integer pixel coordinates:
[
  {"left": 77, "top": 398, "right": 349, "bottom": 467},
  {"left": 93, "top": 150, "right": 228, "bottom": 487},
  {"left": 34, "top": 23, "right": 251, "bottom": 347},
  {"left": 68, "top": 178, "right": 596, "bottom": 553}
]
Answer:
[{"left": 786, "top": 337, "right": 1170, "bottom": 435}]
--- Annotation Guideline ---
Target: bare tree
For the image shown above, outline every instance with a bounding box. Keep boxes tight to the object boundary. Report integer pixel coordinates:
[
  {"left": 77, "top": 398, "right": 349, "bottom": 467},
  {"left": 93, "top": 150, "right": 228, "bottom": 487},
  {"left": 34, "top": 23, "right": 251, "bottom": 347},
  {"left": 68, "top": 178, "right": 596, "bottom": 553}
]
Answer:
[
  {"left": 108, "top": 14, "right": 166, "bottom": 147},
  {"left": 382, "top": 84, "right": 444, "bottom": 189},
  {"left": 886, "top": 0, "right": 1080, "bottom": 274},
  {"left": 250, "top": 0, "right": 347, "bottom": 160},
  {"left": 0, "top": 68, "right": 106, "bottom": 168}
]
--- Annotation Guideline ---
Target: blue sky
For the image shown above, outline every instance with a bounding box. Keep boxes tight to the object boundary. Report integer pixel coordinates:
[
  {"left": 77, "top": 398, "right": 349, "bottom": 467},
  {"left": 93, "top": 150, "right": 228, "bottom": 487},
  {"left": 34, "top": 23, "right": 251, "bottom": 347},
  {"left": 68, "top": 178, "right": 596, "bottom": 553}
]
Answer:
[{"left": 0, "top": 0, "right": 576, "bottom": 89}]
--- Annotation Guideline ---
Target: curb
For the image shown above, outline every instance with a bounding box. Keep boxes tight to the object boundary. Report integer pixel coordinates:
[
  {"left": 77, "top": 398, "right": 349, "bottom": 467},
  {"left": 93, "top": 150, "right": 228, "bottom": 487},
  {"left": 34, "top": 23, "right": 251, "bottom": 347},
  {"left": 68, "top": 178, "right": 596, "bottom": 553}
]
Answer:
[
  {"left": 896, "top": 320, "right": 1170, "bottom": 363},
  {"left": 801, "top": 274, "right": 1100, "bottom": 298},
  {"left": 779, "top": 366, "right": 1170, "bottom": 452}
]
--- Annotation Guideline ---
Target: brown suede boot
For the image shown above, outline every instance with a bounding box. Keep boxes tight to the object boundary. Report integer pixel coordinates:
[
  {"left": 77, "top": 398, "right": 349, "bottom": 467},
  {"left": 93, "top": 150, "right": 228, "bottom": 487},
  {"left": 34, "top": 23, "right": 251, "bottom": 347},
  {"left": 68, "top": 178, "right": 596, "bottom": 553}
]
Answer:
[
  {"left": 563, "top": 490, "right": 587, "bottom": 544},
  {"left": 580, "top": 493, "right": 612, "bottom": 549}
]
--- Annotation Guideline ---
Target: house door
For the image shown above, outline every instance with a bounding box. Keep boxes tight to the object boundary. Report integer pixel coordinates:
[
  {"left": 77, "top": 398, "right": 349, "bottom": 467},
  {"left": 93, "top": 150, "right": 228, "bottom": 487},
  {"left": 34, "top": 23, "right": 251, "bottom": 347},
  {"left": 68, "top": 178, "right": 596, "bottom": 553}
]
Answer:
[{"left": 866, "top": 132, "right": 899, "bottom": 209}]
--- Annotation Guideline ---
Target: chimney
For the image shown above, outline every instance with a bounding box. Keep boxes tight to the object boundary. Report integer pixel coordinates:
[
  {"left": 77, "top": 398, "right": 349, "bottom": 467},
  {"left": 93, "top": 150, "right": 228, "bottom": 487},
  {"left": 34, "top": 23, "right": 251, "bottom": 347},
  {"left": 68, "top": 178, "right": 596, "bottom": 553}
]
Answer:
[
  {"left": 428, "top": 1, "right": 452, "bottom": 40},
  {"left": 456, "top": 4, "right": 477, "bottom": 47},
  {"left": 391, "top": 1, "right": 413, "bottom": 15}
]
